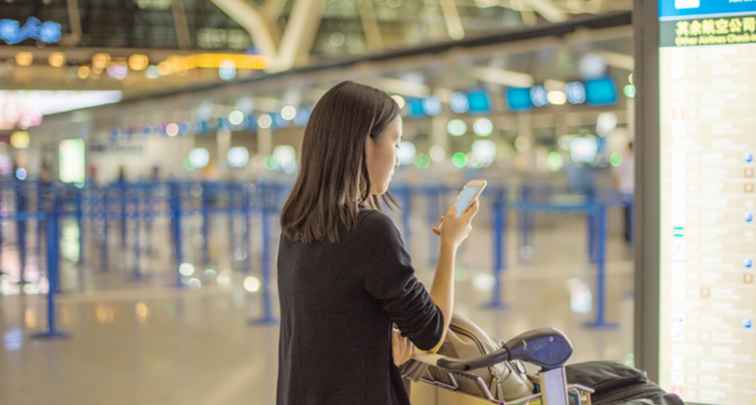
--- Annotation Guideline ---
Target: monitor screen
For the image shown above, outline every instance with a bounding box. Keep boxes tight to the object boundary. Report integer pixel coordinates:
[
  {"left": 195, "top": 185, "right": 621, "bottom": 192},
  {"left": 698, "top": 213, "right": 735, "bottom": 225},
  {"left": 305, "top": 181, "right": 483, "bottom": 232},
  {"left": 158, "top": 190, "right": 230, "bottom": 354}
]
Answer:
[
  {"left": 656, "top": 1, "right": 756, "bottom": 403},
  {"left": 467, "top": 89, "right": 491, "bottom": 113},
  {"left": 585, "top": 78, "right": 617, "bottom": 106},
  {"left": 505, "top": 87, "right": 533, "bottom": 111}
]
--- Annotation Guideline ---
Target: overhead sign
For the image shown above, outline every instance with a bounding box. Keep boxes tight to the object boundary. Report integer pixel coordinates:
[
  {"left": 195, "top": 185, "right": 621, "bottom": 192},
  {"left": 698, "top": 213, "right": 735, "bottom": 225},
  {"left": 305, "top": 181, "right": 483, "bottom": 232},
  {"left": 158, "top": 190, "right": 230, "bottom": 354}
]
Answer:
[
  {"left": 504, "top": 78, "right": 617, "bottom": 111},
  {"left": 0, "top": 17, "right": 62, "bottom": 45},
  {"left": 660, "top": 0, "right": 756, "bottom": 19}
]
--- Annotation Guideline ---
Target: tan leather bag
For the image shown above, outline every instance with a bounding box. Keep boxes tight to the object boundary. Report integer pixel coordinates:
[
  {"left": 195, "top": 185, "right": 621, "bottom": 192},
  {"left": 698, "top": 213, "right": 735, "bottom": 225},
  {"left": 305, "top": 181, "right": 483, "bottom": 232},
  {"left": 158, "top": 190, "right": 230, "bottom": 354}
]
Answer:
[{"left": 400, "top": 314, "right": 534, "bottom": 401}]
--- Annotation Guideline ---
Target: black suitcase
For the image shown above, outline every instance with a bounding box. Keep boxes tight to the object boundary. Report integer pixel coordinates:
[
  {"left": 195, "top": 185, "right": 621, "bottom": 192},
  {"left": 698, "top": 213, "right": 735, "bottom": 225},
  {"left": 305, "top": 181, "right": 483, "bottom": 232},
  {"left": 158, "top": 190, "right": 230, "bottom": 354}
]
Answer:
[{"left": 566, "top": 361, "right": 684, "bottom": 405}]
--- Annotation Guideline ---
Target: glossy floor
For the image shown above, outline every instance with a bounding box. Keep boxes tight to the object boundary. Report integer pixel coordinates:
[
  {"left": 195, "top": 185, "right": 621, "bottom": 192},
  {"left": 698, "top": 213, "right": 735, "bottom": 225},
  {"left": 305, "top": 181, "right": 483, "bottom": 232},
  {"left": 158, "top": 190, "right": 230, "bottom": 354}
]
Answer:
[{"left": 0, "top": 212, "right": 635, "bottom": 405}]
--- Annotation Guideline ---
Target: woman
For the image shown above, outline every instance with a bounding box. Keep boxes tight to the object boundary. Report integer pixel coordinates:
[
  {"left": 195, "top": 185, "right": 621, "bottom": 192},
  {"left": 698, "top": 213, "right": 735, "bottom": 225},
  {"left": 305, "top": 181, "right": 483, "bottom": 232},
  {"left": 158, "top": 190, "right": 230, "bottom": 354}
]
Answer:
[{"left": 277, "top": 81, "right": 479, "bottom": 405}]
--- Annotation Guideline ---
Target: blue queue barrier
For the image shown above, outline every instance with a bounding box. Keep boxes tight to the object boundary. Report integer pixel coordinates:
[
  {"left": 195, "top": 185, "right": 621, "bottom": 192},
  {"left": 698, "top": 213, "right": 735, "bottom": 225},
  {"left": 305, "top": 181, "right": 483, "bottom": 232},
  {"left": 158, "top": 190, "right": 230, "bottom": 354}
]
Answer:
[
  {"left": 517, "top": 185, "right": 633, "bottom": 262},
  {"left": 30, "top": 192, "right": 68, "bottom": 339},
  {"left": 131, "top": 185, "right": 144, "bottom": 280},
  {"left": 249, "top": 181, "right": 289, "bottom": 325},
  {"left": 483, "top": 186, "right": 509, "bottom": 309},
  {"left": 100, "top": 186, "right": 110, "bottom": 273},
  {"left": 14, "top": 178, "right": 29, "bottom": 284},
  {"left": 0, "top": 179, "right": 625, "bottom": 334},
  {"left": 582, "top": 203, "right": 618, "bottom": 329},
  {"left": 74, "top": 187, "right": 85, "bottom": 266},
  {"left": 200, "top": 181, "right": 212, "bottom": 269},
  {"left": 419, "top": 183, "right": 449, "bottom": 266},
  {"left": 512, "top": 197, "right": 617, "bottom": 329},
  {"left": 242, "top": 185, "right": 253, "bottom": 273},
  {"left": 392, "top": 184, "right": 413, "bottom": 248},
  {"left": 168, "top": 181, "right": 185, "bottom": 288},
  {"left": 226, "top": 182, "right": 238, "bottom": 267}
]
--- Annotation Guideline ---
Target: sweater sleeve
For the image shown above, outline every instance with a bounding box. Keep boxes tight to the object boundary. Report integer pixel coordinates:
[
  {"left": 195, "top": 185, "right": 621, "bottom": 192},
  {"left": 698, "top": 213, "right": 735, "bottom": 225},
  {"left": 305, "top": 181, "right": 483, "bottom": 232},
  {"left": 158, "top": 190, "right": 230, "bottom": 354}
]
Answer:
[{"left": 360, "top": 211, "right": 444, "bottom": 351}]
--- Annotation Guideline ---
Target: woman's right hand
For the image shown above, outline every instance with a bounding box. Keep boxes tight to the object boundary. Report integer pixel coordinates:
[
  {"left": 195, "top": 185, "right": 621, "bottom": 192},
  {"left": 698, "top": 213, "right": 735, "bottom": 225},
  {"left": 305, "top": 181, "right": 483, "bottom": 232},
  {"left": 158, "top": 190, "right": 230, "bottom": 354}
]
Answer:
[{"left": 433, "top": 198, "right": 479, "bottom": 249}]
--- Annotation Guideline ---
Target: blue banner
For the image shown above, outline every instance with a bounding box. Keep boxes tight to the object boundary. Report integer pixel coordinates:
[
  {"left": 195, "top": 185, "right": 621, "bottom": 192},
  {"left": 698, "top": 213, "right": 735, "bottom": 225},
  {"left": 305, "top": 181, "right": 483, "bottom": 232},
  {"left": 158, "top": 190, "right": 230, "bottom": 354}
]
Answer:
[{"left": 660, "top": 0, "right": 756, "bottom": 19}]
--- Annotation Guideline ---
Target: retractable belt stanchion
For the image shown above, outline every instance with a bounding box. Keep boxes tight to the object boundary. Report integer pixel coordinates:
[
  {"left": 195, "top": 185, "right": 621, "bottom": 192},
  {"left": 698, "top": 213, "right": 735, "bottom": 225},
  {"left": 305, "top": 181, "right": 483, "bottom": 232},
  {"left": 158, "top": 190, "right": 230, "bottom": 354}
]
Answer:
[
  {"left": 132, "top": 184, "right": 144, "bottom": 280},
  {"left": 249, "top": 181, "right": 279, "bottom": 326},
  {"left": 242, "top": 185, "right": 253, "bottom": 274},
  {"left": 583, "top": 203, "right": 618, "bottom": 330},
  {"left": 168, "top": 181, "right": 185, "bottom": 288},
  {"left": 200, "top": 181, "right": 211, "bottom": 270},
  {"left": 424, "top": 184, "right": 443, "bottom": 266},
  {"left": 74, "top": 187, "right": 85, "bottom": 267},
  {"left": 484, "top": 186, "right": 509, "bottom": 310},
  {"left": 31, "top": 191, "right": 68, "bottom": 340},
  {"left": 100, "top": 186, "right": 110, "bottom": 273},
  {"left": 15, "top": 179, "right": 29, "bottom": 285},
  {"left": 227, "top": 181, "right": 238, "bottom": 266}
]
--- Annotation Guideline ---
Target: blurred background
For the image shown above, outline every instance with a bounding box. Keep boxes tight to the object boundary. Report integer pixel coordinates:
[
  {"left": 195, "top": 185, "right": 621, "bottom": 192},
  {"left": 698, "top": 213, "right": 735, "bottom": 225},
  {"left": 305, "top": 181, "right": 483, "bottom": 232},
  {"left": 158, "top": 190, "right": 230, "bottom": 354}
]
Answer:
[{"left": 1, "top": 1, "right": 637, "bottom": 404}]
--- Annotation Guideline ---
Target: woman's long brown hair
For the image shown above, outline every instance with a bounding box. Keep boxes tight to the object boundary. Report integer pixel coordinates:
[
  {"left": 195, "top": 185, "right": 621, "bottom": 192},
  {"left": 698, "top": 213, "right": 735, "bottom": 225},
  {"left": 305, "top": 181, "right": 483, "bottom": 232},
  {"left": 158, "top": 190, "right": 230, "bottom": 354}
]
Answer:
[{"left": 280, "top": 81, "right": 400, "bottom": 243}]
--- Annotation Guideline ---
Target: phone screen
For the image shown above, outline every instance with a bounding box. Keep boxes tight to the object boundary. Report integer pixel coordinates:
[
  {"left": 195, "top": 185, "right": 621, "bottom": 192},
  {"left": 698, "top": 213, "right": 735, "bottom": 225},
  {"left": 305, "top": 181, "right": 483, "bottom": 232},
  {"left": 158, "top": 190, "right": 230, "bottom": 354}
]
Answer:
[{"left": 455, "top": 185, "right": 482, "bottom": 217}]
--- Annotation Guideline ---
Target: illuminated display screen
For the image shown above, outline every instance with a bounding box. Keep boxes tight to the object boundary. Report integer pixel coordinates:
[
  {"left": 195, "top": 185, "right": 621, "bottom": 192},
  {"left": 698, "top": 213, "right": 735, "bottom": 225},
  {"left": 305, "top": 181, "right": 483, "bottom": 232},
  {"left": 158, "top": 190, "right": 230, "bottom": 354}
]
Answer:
[
  {"left": 505, "top": 87, "right": 533, "bottom": 111},
  {"left": 584, "top": 78, "right": 617, "bottom": 106},
  {"left": 504, "top": 79, "right": 615, "bottom": 111},
  {"left": 407, "top": 97, "right": 426, "bottom": 118},
  {"left": 466, "top": 89, "right": 491, "bottom": 113},
  {"left": 658, "top": 1, "right": 756, "bottom": 404}
]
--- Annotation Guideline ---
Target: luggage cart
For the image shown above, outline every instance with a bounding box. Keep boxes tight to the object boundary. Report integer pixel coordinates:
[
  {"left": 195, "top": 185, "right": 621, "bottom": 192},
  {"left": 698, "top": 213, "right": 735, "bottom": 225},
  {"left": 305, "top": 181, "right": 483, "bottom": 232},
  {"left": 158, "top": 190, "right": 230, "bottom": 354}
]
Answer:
[{"left": 408, "top": 328, "right": 594, "bottom": 405}]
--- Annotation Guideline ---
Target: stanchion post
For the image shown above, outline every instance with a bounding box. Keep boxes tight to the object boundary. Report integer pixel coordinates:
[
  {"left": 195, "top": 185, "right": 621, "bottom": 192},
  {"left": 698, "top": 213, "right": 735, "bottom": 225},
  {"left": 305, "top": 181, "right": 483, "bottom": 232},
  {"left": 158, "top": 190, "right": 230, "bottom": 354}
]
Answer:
[
  {"left": 132, "top": 185, "right": 143, "bottom": 280},
  {"left": 627, "top": 194, "right": 635, "bottom": 246},
  {"left": 169, "top": 181, "right": 184, "bottom": 288},
  {"left": 35, "top": 181, "right": 45, "bottom": 266},
  {"left": 75, "top": 187, "right": 85, "bottom": 266},
  {"left": 484, "top": 186, "right": 509, "bottom": 309},
  {"left": 518, "top": 184, "right": 531, "bottom": 262},
  {"left": 399, "top": 185, "right": 412, "bottom": 250},
  {"left": 100, "top": 186, "right": 110, "bottom": 273},
  {"left": 586, "top": 188, "right": 597, "bottom": 263},
  {"left": 31, "top": 193, "right": 68, "bottom": 340},
  {"left": 242, "top": 185, "right": 252, "bottom": 274},
  {"left": 227, "top": 181, "right": 237, "bottom": 265},
  {"left": 583, "top": 203, "right": 618, "bottom": 329},
  {"left": 15, "top": 180, "right": 29, "bottom": 284},
  {"left": 118, "top": 181, "right": 128, "bottom": 249},
  {"left": 249, "top": 182, "right": 278, "bottom": 325},
  {"left": 200, "top": 181, "right": 211, "bottom": 268},
  {"left": 426, "top": 185, "right": 442, "bottom": 266}
]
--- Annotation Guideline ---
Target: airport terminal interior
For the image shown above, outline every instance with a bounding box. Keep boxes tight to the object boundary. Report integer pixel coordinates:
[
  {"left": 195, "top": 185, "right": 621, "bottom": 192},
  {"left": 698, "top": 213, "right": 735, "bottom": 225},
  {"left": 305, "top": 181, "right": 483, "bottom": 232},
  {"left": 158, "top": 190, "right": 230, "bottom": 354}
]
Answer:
[{"left": 0, "top": 1, "right": 753, "bottom": 405}]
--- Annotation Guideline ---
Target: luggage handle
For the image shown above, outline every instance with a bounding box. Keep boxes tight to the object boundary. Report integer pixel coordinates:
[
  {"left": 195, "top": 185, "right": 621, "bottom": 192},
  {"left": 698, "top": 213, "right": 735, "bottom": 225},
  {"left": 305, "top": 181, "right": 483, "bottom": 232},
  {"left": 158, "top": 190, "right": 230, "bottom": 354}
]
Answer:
[{"left": 426, "top": 328, "right": 573, "bottom": 372}]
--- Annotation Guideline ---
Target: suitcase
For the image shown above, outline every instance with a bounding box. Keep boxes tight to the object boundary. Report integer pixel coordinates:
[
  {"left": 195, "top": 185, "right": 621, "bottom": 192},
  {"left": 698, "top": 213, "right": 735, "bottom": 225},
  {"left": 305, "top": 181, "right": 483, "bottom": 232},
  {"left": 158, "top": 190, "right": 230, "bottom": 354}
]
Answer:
[{"left": 565, "top": 361, "right": 684, "bottom": 405}]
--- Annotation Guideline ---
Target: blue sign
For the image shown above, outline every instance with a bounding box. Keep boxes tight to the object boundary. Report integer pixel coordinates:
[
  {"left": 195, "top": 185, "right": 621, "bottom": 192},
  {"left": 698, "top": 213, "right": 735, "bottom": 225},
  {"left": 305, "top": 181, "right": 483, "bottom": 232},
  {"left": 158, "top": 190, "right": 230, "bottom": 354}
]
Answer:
[
  {"left": 0, "top": 17, "right": 62, "bottom": 45},
  {"left": 660, "top": 0, "right": 756, "bottom": 19},
  {"left": 585, "top": 78, "right": 617, "bottom": 106},
  {"left": 467, "top": 89, "right": 491, "bottom": 114},
  {"left": 505, "top": 87, "right": 533, "bottom": 111},
  {"left": 407, "top": 98, "right": 426, "bottom": 118}
]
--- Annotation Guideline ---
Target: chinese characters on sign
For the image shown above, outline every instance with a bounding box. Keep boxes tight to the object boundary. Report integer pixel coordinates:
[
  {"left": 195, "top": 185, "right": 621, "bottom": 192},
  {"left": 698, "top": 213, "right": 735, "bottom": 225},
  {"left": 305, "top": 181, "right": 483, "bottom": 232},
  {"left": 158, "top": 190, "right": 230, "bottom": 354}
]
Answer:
[{"left": 669, "top": 15, "right": 756, "bottom": 46}]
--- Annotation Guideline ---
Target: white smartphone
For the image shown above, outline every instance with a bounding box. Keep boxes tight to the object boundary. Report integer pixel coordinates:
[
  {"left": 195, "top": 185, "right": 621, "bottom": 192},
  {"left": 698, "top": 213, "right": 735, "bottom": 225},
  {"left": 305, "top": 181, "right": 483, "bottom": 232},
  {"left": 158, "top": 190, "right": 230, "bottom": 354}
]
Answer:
[{"left": 454, "top": 179, "right": 487, "bottom": 217}]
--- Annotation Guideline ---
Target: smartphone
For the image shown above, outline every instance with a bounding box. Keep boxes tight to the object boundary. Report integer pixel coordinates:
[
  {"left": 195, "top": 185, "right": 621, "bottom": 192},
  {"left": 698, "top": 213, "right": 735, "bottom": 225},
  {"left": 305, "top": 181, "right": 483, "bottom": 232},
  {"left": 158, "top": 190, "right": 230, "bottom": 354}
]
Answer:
[{"left": 454, "top": 179, "right": 487, "bottom": 217}]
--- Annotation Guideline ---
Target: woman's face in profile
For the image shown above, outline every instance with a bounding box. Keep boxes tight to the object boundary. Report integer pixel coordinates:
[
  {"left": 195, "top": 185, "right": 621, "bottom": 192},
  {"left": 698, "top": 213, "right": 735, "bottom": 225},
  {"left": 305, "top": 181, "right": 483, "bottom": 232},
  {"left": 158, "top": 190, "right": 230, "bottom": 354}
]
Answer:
[{"left": 365, "top": 115, "right": 402, "bottom": 195}]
